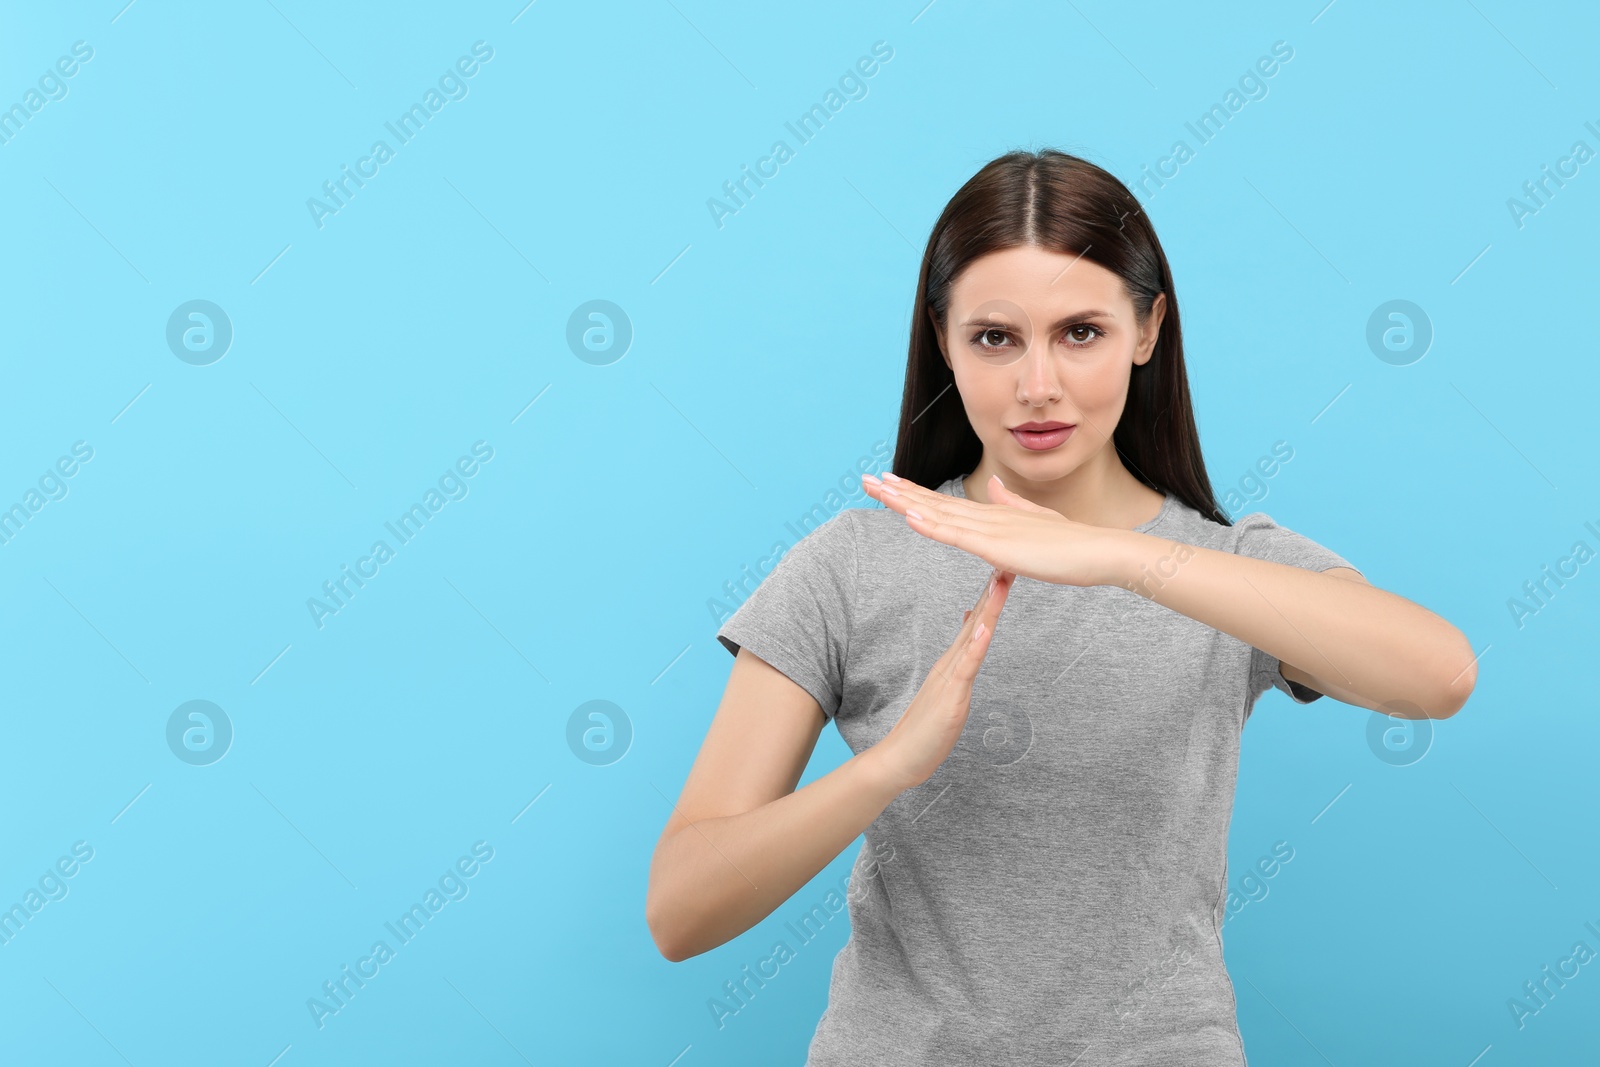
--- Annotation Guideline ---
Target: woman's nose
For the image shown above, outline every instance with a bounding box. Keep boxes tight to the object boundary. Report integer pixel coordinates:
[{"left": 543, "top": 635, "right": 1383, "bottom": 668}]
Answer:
[{"left": 1017, "top": 345, "right": 1061, "bottom": 402}]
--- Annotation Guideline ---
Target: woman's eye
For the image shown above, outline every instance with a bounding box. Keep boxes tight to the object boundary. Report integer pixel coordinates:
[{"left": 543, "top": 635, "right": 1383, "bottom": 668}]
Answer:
[
  {"left": 969, "top": 324, "right": 1102, "bottom": 356},
  {"left": 974, "top": 329, "right": 1012, "bottom": 351}
]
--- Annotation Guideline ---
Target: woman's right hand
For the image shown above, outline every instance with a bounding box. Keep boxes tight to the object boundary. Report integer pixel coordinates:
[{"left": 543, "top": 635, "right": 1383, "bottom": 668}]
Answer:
[{"left": 866, "top": 567, "right": 1015, "bottom": 794}]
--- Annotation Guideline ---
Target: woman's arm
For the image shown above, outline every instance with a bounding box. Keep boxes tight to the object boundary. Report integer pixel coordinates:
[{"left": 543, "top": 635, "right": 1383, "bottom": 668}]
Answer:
[
  {"left": 647, "top": 649, "right": 903, "bottom": 962},
  {"left": 1110, "top": 534, "right": 1476, "bottom": 717},
  {"left": 861, "top": 472, "right": 1477, "bottom": 720},
  {"left": 650, "top": 567, "right": 1012, "bottom": 961}
]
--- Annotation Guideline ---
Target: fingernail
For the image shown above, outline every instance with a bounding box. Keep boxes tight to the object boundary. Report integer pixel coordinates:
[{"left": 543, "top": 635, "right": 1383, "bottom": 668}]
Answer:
[
  {"left": 883, "top": 471, "right": 903, "bottom": 482},
  {"left": 905, "top": 508, "right": 923, "bottom": 521},
  {"left": 863, "top": 473, "right": 882, "bottom": 485},
  {"left": 974, "top": 622, "right": 987, "bottom": 639},
  {"left": 881, "top": 484, "right": 899, "bottom": 497}
]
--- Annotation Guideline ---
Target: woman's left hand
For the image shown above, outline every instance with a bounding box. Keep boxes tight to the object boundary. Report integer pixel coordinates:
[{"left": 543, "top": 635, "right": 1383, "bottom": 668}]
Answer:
[{"left": 862, "top": 471, "right": 1134, "bottom": 589}]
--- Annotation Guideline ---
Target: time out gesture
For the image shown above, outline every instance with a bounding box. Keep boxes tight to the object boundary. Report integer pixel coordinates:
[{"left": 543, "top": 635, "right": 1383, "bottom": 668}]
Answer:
[
  {"left": 861, "top": 469, "right": 1479, "bottom": 719},
  {"left": 863, "top": 471, "right": 1137, "bottom": 590}
]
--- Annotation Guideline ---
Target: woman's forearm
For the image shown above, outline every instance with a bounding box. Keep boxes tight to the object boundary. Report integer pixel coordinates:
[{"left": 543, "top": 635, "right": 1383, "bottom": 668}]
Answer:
[
  {"left": 647, "top": 748, "right": 903, "bottom": 962},
  {"left": 1110, "top": 531, "right": 1476, "bottom": 717}
]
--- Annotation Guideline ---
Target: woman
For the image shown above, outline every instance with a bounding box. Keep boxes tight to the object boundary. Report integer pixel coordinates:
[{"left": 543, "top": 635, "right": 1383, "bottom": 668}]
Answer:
[{"left": 646, "top": 149, "right": 1476, "bottom": 1065}]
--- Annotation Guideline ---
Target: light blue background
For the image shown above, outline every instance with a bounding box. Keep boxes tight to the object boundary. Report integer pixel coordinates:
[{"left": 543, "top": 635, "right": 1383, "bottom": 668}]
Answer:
[{"left": 1, "top": 1, "right": 1595, "bottom": 1063}]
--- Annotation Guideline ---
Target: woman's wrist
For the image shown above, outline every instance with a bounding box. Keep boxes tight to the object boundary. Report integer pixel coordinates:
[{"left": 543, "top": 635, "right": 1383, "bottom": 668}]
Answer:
[
  {"left": 1080, "top": 527, "right": 1146, "bottom": 590},
  {"left": 1103, "top": 529, "right": 1197, "bottom": 598},
  {"left": 850, "top": 745, "right": 912, "bottom": 805}
]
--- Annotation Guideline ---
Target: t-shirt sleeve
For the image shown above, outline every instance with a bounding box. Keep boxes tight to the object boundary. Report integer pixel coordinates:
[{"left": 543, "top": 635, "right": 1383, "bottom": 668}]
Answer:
[
  {"left": 715, "top": 509, "right": 858, "bottom": 719},
  {"left": 1232, "top": 511, "right": 1364, "bottom": 710}
]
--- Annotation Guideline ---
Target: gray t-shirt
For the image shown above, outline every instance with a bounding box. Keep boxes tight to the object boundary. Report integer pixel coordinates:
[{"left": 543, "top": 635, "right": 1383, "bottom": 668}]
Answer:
[{"left": 715, "top": 475, "right": 1361, "bottom": 1066}]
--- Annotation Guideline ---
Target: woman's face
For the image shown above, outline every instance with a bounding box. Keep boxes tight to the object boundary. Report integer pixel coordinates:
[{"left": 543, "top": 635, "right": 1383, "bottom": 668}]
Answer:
[{"left": 932, "top": 245, "right": 1165, "bottom": 483}]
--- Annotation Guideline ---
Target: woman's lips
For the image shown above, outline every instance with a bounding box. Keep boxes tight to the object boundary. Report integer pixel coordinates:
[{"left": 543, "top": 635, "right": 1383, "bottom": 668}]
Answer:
[{"left": 1010, "top": 425, "right": 1075, "bottom": 451}]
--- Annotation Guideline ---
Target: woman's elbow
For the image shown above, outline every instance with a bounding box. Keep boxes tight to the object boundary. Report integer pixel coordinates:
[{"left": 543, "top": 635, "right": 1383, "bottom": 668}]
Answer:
[
  {"left": 646, "top": 848, "right": 710, "bottom": 963},
  {"left": 646, "top": 891, "right": 693, "bottom": 963},
  {"left": 1429, "top": 638, "right": 1479, "bottom": 719},
  {"left": 646, "top": 858, "right": 686, "bottom": 962}
]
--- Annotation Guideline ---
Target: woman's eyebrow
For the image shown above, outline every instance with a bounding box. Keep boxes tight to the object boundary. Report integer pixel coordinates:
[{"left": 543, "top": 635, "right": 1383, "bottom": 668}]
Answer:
[{"left": 960, "top": 308, "right": 1116, "bottom": 328}]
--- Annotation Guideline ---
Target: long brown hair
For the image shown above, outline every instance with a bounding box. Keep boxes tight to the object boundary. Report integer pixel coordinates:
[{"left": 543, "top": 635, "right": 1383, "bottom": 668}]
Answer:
[{"left": 890, "top": 148, "right": 1228, "bottom": 525}]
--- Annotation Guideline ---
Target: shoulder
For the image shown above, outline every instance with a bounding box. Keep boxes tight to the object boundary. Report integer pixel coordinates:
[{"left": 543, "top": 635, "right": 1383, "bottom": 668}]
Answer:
[
  {"left": 1147, "top": 493, "right": 1235, "bottom": 552},
  {"left": 835, "top": 503, "right": 908, "bottom": 562},
  {"left": 1142, "top": 491, "right": 1322, "bottom": 557},
  {"left": 1227, "top": 508, "right": 1319, "bottom": 557},
  {"left": 849, "top": 476, "right": 972, "bottom": 560},
  {"left": 773, "top": 506, "right": 860, "bottom": 571},
  {"left": 1145, "top": 494, "right": 1363, "bottom": 577},
  {"left": 1226, "top": 507, "right": 1363, "bottom": 577}
]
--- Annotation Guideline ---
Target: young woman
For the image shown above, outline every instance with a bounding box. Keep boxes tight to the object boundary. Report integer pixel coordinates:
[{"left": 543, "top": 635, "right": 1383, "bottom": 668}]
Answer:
[{"left": 647, "top": 149, "right": 1476, "bottom": 1065}]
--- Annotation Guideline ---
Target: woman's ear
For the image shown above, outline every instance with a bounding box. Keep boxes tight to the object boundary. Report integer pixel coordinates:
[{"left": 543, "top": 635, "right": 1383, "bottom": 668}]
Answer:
[{"left": 1134, "top": 292, "right": 1167, "bottom": 366}]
